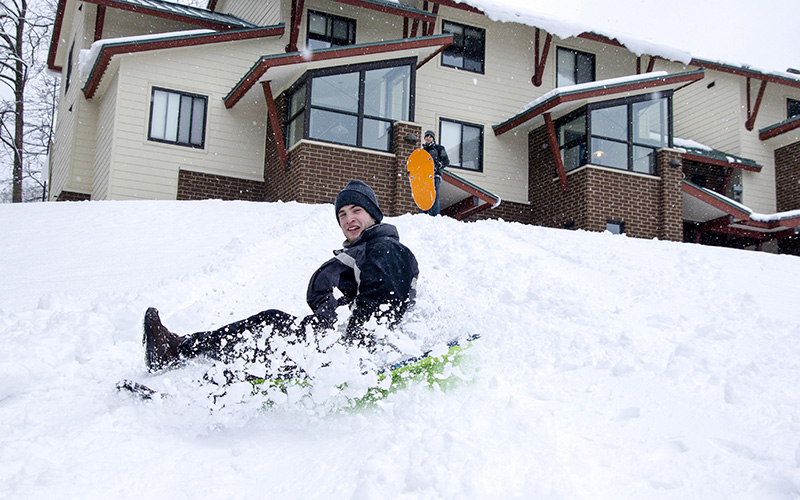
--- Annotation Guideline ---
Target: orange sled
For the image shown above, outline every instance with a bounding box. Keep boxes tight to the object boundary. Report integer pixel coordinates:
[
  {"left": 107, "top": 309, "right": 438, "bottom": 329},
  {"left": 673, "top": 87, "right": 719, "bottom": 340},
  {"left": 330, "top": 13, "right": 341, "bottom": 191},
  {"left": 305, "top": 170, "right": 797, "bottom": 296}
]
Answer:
[{"left": 406, "top": 148, "right": 436, "bottom": 211}]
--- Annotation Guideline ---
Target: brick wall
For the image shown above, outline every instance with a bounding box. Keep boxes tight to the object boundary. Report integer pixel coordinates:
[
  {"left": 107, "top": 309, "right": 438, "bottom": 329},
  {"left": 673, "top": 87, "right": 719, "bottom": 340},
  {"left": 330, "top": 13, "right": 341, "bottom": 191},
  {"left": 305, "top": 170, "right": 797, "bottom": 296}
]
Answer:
[
  {"left": 775, "top": 140, "right": 800, "bottom": 212},
  {"left": 465, "top": 199, "right": 532, "bottom": 224},
  {"left": 526, "top": 124, "right": 683, "bottom": 241},
  {"left": 177, "top": 170, "right": 263, "bottom": 201},
  {"left": 262, "top": 99, "right": 424, "bottom": 216}
]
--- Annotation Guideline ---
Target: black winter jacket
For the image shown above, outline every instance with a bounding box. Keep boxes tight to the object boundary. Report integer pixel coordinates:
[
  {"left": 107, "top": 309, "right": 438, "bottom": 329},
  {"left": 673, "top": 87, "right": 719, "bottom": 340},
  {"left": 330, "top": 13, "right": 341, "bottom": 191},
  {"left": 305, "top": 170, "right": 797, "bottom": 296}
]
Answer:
[
  {"left": 423, "top": 142, "right": 450, "bottom": 178},
  {"left": 305, "top": 223, "right": 419, "bottom": 347}
]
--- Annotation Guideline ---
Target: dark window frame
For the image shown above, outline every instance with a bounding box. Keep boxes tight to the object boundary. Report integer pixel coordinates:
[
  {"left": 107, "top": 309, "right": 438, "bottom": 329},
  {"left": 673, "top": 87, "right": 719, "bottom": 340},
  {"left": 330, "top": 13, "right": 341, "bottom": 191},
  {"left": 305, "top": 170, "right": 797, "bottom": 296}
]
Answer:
[
  {"left": 65, "top": 43, "right": 75, "bottom": 92},
  {"left": 441, "top": 20, "right": 486, "bottom": 74},
  {"left": 556, "top": 47, "right": 596, "bottom": 87},
  {"left": 285, "top": 58, "right": 417, "bottom": 153},
  {"left": 788, "top": 98, "right": 800, "bottom": 120},
  {"left": 555, "top": 91, "right": 673, "bottom": 175},
  {"left": 147, "top": 87, "right": 208, "bottom": 149},
  {"left": 439, "top": 117, "right": 484, "bottom": 173},
  {"left": 306, "top": 10, "right": 356, "bottom": 49}
]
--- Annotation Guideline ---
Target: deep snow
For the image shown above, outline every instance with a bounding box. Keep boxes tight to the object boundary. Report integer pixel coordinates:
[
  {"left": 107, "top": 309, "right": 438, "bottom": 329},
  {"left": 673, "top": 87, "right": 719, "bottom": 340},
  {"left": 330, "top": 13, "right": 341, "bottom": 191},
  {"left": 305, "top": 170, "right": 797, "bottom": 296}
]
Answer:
[{"left": 2, "top": 199, "right": 800, "bottom": 499}]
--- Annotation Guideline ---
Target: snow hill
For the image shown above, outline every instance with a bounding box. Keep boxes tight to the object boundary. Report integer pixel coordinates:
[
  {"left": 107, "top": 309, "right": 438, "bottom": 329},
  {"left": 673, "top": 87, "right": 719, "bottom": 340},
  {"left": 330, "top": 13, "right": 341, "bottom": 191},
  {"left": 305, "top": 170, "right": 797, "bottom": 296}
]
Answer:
[{"left": 2, "top": 199, "right": 800, "bottom": 499}]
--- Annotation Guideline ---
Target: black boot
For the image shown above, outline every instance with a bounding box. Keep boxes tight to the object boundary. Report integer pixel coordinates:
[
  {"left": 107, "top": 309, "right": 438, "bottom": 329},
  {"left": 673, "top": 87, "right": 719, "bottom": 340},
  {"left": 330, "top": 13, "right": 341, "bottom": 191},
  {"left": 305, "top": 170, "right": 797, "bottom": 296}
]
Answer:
[{"left": 143, "top": 307, "right": 182, "bottom": 372}]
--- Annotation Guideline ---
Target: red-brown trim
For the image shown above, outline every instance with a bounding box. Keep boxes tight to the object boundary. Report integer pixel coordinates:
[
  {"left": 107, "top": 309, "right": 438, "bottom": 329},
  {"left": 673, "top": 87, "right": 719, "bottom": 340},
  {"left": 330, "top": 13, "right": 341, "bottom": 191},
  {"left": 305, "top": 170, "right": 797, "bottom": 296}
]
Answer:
[
  {"left": 425, "top": 3, "right": 440, "bottom": 37},
  {"left": 680, "top": 153, "right": 761, "bottom": 172},
  {"left": 440, "top": 170, "right": 499, "bottom": 220},
  {"left": 682, "top": 181, "right": 750, "bottom": 220},
  {"left": 637, "top": 56, "right": 657, "bottom": 74},
  {"left": 82, "top": 26, "right": 285, "bottom": 99},
  {"left": 49, "top": 0, "right": 257, "bottom": 71},
  {"left": 48, "top": 0, "right": 69, "bottom": 70},
  {"left": 759, "top": 117, "right": 800, "bottom": 141},
  {"left": 745, "top": 77, "right": 768, "bottom": 131},
  {"left": 94, "top": 5, "right": 106, "bottom": 42},
  {"left": 82, "top": 0, "right": 250, "bottom": 29},
  {"left": 495, "top": 69, "right": 705, "bottom": 136},
  {"left": 287, "top": 0, "right": 305, "bottom": 53},
  {"left": 262, "top": 81, "right": 289, "bottom": 172},
  {"left": 691, "top": 58, "right": 800, "bottom": 90},
  {"left": 531, "top": 28, "right": 552, "bottom": 87},
  {"left": 425, "top": 0, "right": 483, "bottom": 14},
  {"left": 544, "top": 113, "right": 567, "bottom": 190},
  {"left": 225, "top": 35, "right": 453, "bottom": 109},
  {"left": 578, "top": 32, "right": 625, "bottom": 48},
  {"left": 331, "top": 0, "right": 436, "bottom": 23}
]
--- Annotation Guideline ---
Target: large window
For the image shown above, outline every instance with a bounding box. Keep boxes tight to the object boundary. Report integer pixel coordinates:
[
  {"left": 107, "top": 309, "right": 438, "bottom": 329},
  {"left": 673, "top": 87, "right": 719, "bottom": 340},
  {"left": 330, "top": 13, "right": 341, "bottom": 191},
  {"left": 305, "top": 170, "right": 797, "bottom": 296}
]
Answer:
[
  {"left": 285, "top": 59, "right": 414, "bottom": 152},
  {"left": 556, "top": 92, "right": 672, "bottom": 175},
  {"left": 788, "top": 98, "right": 800, "bottom": 120},
  {"left": 307, "top": 10, "right": 355, "bottom": 49},
  {"left": 440, "top": 118, "right": 483, "bottom": 172},
  {"left": 441, "top": 21, "right": 485, "bottom": 74},
  {"left": 556, "top": 47, "right": 595, "bottom": 87},
  {"left": 148, "top": 87, "right": 207, "bottom": 148}
]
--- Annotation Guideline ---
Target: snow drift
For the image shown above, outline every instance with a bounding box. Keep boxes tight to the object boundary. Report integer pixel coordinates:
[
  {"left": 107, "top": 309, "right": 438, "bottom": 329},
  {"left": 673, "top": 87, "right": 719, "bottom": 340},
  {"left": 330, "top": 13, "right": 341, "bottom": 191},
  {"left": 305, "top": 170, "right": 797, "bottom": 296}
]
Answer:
[{"left": 1, "top": 199, "right": 800, "bottom": 499}]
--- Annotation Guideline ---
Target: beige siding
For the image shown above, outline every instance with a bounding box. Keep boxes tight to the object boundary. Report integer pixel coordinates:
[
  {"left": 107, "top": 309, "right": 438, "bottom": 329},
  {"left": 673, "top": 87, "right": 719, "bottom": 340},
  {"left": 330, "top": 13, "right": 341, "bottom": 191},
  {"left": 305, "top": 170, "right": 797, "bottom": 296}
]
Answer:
[
  {"left": 670, "top": 63, "right": 800, "bottom": 213},
  {"left": 414, "top": 8, "right": 643, "bottom": 205},
  {"left": 99, "top": 38, "right": 283, "bottom": 200},
  {"left": 92, "top": 73, "right": 119, "bottom": 200},
  {"left": 216, "top": 0, "right": 281, "bottom": 26},
  {"left": 670, "top": 66, "right": 742, "bottom": 153},
  {"left": 49, "top": 8, "right": 96, "bottom": 199}
]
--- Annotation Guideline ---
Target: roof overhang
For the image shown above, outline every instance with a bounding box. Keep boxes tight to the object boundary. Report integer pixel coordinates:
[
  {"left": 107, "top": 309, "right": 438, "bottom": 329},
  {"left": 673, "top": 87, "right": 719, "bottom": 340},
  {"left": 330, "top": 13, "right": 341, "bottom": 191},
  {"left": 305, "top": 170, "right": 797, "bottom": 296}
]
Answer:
[
  {"left": 224, "top": 34, "right": 453, "bottom": 108},
  {"left": 49, "top": 0, "right": 258, "bottom": 71},
  {"left": 330, "top": 0, "right": 437, "bottom": 23},
  {"left": 493, "top": 69, "right": 705, "bottom": 136},
  {"left": 675, "top": 141, "right": 762, "bottom": 172},
  {"left": 439, "top": 170, "right": 501, "bottom": 220},
  {"left": 80, "top": 26, "right": 285, "bottom": 99},
  {"left": 683, "top": 180, "right": 800, "bottom": 240},
  {"left": 759, "top": 115, "right": 800, "bottom": 141}
]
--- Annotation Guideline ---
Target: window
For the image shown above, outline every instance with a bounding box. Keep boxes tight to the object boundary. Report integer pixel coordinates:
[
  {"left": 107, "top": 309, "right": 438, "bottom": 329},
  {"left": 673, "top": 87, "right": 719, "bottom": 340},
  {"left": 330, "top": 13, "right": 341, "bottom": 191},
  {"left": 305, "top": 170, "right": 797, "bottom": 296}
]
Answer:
[
  {"left": 307, "top": 10, "right": 355, "bottom": 49},
  {"left": 556, "top": 47, "right": 595, "bottom": 87},
  {"left": 285, "top": 59, "right": 415, "bottom": 152},
  {"left": 788, "top": 98, "right": 800, "bottom": 120},
  {"left": 556, "top": 92, "right": 672, "bottom": 175},
  {"left": 441, "top": 21, "right": 485, "bottom": 74},
  {"left": 440, "top": 119, "right": 483, "bottom": 172},
  {"left": 65, "top": 43, "right": 74, "bottom": 92},
  {"left": 148, "top": 88, "right": 207, "bottom": 148}
]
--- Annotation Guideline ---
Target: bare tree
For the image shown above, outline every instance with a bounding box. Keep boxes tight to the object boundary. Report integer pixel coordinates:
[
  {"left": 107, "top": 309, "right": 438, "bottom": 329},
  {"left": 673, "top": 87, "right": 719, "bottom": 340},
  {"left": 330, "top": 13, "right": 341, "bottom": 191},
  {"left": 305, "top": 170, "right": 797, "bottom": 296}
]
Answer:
[{"left": 0, "top": 0, "right": 56, "bottom": 203}]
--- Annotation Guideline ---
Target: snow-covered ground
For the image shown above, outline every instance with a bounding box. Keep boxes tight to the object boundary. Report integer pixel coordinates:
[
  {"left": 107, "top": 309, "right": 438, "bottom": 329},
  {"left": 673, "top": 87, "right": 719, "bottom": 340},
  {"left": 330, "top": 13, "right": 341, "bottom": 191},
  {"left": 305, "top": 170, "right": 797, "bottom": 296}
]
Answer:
[{"left": 2, "top": 199, "right": 800, "bottom": 499}]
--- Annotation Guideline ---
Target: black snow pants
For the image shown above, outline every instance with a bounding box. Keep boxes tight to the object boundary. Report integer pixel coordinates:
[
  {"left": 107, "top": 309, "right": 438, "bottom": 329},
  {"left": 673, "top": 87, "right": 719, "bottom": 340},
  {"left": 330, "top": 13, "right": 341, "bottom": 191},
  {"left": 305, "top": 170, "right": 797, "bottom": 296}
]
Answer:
[{"left": 177, "top": 309, "right": 306, "bottom": 365}]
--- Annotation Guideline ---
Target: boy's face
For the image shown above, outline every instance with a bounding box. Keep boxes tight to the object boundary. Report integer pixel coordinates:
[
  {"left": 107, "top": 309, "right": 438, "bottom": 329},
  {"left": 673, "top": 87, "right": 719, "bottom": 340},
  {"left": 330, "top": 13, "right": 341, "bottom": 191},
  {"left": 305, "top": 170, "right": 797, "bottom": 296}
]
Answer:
[
  {"left": 424, "top": 135, "right": 433, "bottom": 145},
  {"left": 338, "top": 204, "right": 377, "bottom": 243}
]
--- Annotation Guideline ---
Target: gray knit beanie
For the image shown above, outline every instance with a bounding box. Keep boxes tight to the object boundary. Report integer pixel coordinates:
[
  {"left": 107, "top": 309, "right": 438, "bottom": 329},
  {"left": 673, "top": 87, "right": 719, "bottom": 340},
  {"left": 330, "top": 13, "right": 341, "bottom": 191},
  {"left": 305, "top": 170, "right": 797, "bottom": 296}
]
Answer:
[{"left": 334, "top": 180, "right": 384, "bottom": 223}]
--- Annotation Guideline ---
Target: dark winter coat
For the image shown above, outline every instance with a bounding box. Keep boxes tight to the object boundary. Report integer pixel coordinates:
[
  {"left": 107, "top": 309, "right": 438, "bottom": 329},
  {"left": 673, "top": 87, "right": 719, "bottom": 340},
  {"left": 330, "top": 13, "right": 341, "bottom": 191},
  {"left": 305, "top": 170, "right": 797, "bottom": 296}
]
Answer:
[
  {"left": 305, "top": 223, "right": 419, "bottom": 347},
  {"left": 423, "top": 142, "right": 450, "bottom": 178}
]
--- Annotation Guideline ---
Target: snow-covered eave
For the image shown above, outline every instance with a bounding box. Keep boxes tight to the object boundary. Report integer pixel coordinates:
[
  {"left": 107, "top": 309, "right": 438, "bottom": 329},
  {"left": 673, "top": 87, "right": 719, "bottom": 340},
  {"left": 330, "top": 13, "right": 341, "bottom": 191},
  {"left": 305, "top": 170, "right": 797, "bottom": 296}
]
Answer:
[
  {"left": 673, "top": 138, "right": 762, "bottom": 172},
  {"left": 79, "top": 26, "right": 285, "bottom": 100},
  {"left": 224, "top": 34, "right": 454, "bottom": 109},
  {"left": 48, "top": 0, "right": 259, "bottom": 72},
  {"left": 493, "top": 69, "right": 704, "bottom": 136},
  {"left": 437, "top": 0, "right": 800, "bottom": 88},
  {"left": 683, "top": 181, "right": 800, "bottom": 235},
  {"left": 440, "top": 169, "right": 501, "bottom": 220}
]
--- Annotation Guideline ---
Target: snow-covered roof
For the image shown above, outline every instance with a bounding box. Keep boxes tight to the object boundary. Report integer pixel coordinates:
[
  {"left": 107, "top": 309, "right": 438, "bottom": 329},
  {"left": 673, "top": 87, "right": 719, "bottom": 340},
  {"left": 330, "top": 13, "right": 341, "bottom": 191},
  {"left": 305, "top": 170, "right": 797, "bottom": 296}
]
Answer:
[
  {"left": 111, "top": 0, "right": 257, "bottom": 29},
  {"left": 445, "top": 0, "right": 799, "bottom": 82}
]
